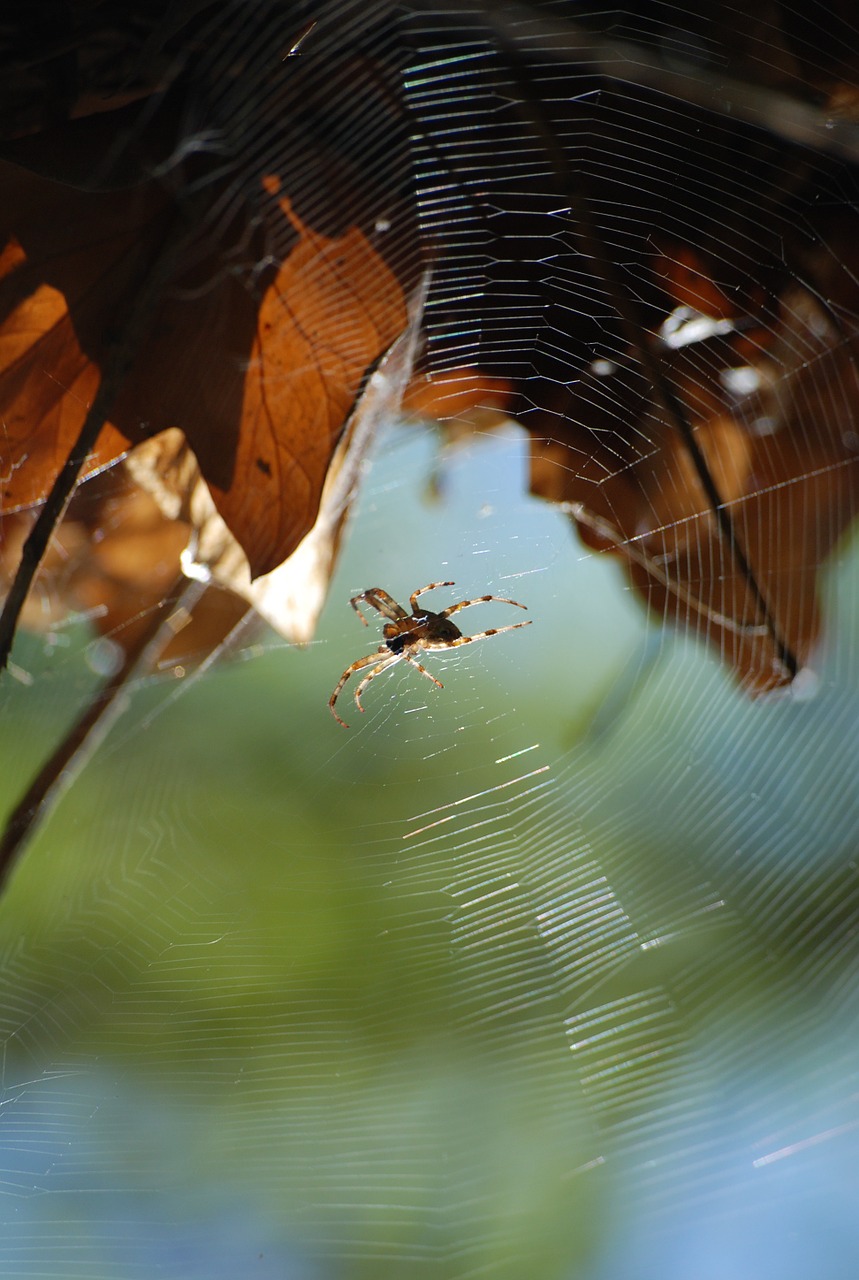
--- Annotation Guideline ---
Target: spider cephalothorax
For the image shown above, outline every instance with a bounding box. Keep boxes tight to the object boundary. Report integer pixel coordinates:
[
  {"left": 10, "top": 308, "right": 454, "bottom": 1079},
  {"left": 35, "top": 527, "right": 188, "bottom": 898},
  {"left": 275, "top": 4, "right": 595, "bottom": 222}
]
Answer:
[{"left": 328, "top": 581, "right": 531, "bottom": 727}]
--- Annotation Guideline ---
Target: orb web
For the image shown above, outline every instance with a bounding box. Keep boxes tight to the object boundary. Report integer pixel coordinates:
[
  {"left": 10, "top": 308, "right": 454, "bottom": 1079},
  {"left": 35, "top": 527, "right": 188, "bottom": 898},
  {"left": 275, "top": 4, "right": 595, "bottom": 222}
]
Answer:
[{"left": 1, "top": 4, "right": 858, "bottom": 1278}]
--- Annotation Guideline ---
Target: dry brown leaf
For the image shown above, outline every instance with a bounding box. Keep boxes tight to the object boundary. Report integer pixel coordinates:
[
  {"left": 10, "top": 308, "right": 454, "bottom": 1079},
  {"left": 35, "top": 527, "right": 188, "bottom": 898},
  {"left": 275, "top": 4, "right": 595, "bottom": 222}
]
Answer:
[
  {"left": 0, "top": 163, "right": 169, "bottom": 510},
  {"left": 403, "top": 369, "right": 515, "bottom": 424},
  {"left": 193, "top": 184, "right": 409, "bottom": 578},
  {"left": 126, "top": 272, "right": 429, "bottom": 643},
  {"left": 0, "top": 474, "right": 185, "bottom": 644},
  {"left": 0, "top": 156, "right": 408, "bottom": 591},
  {"left": 0, "top": 470, "right": 254, "bottom": 670},
  {"left": 530, "top": 283, "right": 859, "bottom": 692}
]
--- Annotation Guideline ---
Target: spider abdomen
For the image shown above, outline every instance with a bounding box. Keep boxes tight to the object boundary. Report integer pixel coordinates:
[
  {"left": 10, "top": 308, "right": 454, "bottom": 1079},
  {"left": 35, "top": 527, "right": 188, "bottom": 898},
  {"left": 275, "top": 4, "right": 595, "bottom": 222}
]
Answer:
[
  {"left": 424, "top": 617, "right": 463, "bottom": 644},
  {"left": 384, "top": 612, "right": 464, "bottom": 654}
]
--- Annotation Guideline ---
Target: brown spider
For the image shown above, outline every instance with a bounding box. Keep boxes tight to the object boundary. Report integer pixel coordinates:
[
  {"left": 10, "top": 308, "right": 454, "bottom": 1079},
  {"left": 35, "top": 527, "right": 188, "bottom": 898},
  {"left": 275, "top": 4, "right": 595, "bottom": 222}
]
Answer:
[{"left": 328, "top": 581, "right": 531, "bottom": 727}]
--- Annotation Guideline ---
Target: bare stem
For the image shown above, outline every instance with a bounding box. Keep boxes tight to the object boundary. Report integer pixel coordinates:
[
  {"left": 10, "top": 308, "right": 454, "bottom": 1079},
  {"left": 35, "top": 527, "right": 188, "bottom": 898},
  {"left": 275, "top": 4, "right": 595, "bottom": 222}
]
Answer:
[
  {"left": 0, "top": 575, "right": 203, "bottom": 890},
  {"left": 0, "top": 214, "right": 187, "bottom": 672},
  {"left": 486, "top": 22, "right": 798, "bottom": 680}
]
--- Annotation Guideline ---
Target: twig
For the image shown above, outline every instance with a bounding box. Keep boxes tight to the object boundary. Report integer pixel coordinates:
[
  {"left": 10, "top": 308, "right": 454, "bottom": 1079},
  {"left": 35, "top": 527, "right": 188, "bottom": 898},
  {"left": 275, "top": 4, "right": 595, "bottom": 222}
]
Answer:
[
  {"left": 0, "top": 212, "right": 189, "bottom": 672},
  {"left": 487, "top": 22, "right": 798, "bottom": 680},
  {"left": 477, "top": 2, "right": 859, "bottom": 163},
  {"left": 0, "top": 575, "right": 203, "bottom": 889}
]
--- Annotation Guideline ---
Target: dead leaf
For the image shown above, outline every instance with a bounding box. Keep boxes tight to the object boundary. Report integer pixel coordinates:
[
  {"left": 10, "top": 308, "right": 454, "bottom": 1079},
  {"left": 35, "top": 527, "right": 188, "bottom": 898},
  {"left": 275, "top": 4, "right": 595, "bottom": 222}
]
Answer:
[
  {"left": 530, "top": 282, "right": 859, "bottom": 692},
  {"left": 194, "top": 187, "right": 409, "bottom": 578},
  {"left": 126, "top": 271, "right": 429, "bottom": 644},
  {"left": 0, "top": 164, "right": 170, "bottom": 511},
  {"left": 0, "top": 468, "right": 254, "bottom": 672},
  {"left": 404, "top": 369, "right": 515, "bottom": 423},
  {"left": 0, "top": 154, "right": 408, "bottom": 585}
]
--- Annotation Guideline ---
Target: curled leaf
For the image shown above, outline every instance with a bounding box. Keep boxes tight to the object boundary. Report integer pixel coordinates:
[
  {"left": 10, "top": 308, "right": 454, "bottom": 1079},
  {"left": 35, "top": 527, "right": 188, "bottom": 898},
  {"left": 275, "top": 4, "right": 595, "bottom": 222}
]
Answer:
[
  {"left": 0, "top": 152, "right": 409, "bottom": 585},
  {"left": 126, "top": 272, "right": 428, "bottom": 644},
  {"left": 197, "top": 190, "right": 409, "bottom": 578}
]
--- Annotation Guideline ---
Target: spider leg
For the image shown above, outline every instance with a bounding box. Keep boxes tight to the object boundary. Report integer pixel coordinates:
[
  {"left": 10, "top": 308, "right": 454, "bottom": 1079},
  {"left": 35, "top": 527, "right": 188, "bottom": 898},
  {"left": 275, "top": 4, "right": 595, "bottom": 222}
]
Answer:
[
  {"left": 402, "top": 653, "right": 444, "bottom": 690},
  {"left": 329, "top": 647, "right": 388, "bottom": 726},
  {"left": 352, "top": 653, "right": 402, "bottom": 715},
  {"left": 425, "top": 620, "right": 532, "bottom": 649},
  {"left": 409, "top": 581, "right": 455, "bottom": 612},
  {"left": 350, "top": 589, "right": 408, "bottom": 627},
  {"left": 439, "top": 595, "right": 528, "bottom": 619},
  {"left": 353, "top": 652, "right": 443, "bottom": 717},
  {"left": 348, "top": 650, "right": 444, "bottom": 724}
]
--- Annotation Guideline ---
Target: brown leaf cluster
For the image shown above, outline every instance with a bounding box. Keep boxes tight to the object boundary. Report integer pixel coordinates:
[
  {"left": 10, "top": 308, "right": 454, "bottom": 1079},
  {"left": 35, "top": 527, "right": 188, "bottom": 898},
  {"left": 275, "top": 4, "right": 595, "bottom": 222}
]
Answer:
[
  {"left": 0, "top": 467, "right": 252, "bottom": 671},
  {"left": 0, "top": 149, "right": 410, "bottom": 663},
  {"left": 403, "top": 233, "right": 859, "bottom": 694},
  {"left": 529, "top": 246, "right": 859, "bottom": 692},
  {"left": 0, "top": 157, "right": 406, "bottom": 555},
  {"left": 2, "top": 9, "right": 858, "bottom": 703}
]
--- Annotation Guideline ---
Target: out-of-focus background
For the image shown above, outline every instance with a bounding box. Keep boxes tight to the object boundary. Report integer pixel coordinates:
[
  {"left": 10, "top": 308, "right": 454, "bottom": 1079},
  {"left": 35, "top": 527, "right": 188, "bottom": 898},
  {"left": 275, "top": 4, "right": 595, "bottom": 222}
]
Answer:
[{"left": 2, "top": 423, "right": 859, "bottom": 1278}]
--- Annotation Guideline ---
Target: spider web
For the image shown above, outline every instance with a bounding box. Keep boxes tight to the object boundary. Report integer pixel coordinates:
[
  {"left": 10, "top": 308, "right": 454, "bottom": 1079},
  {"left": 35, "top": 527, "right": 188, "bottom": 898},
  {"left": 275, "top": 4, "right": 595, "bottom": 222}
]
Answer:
[{"left": 2, "top": 3, "right": 859, "bottom": 1277}]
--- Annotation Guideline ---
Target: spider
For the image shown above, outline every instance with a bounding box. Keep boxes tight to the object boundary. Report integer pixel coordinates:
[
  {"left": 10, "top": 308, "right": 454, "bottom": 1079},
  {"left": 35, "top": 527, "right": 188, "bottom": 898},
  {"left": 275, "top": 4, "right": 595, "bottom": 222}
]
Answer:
[{"left": 328, "top": 581, "right": 531, "bottom": 727}]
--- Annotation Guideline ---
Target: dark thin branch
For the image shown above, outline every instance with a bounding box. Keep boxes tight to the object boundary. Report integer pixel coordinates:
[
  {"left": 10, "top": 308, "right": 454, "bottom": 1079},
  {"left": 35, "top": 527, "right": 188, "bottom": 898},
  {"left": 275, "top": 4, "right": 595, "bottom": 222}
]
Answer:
[
  {"left": 446, "top": 1, "right": 859, "bottom": 164},
  {"left": 0, "top": 576, "right": 204, "bottom": 889},
  {"left": 488, "top": 21, "right": 799, "bottom": 681},
  {"left": 0, "top": 213, "right": 189, "bottom": 673}
]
